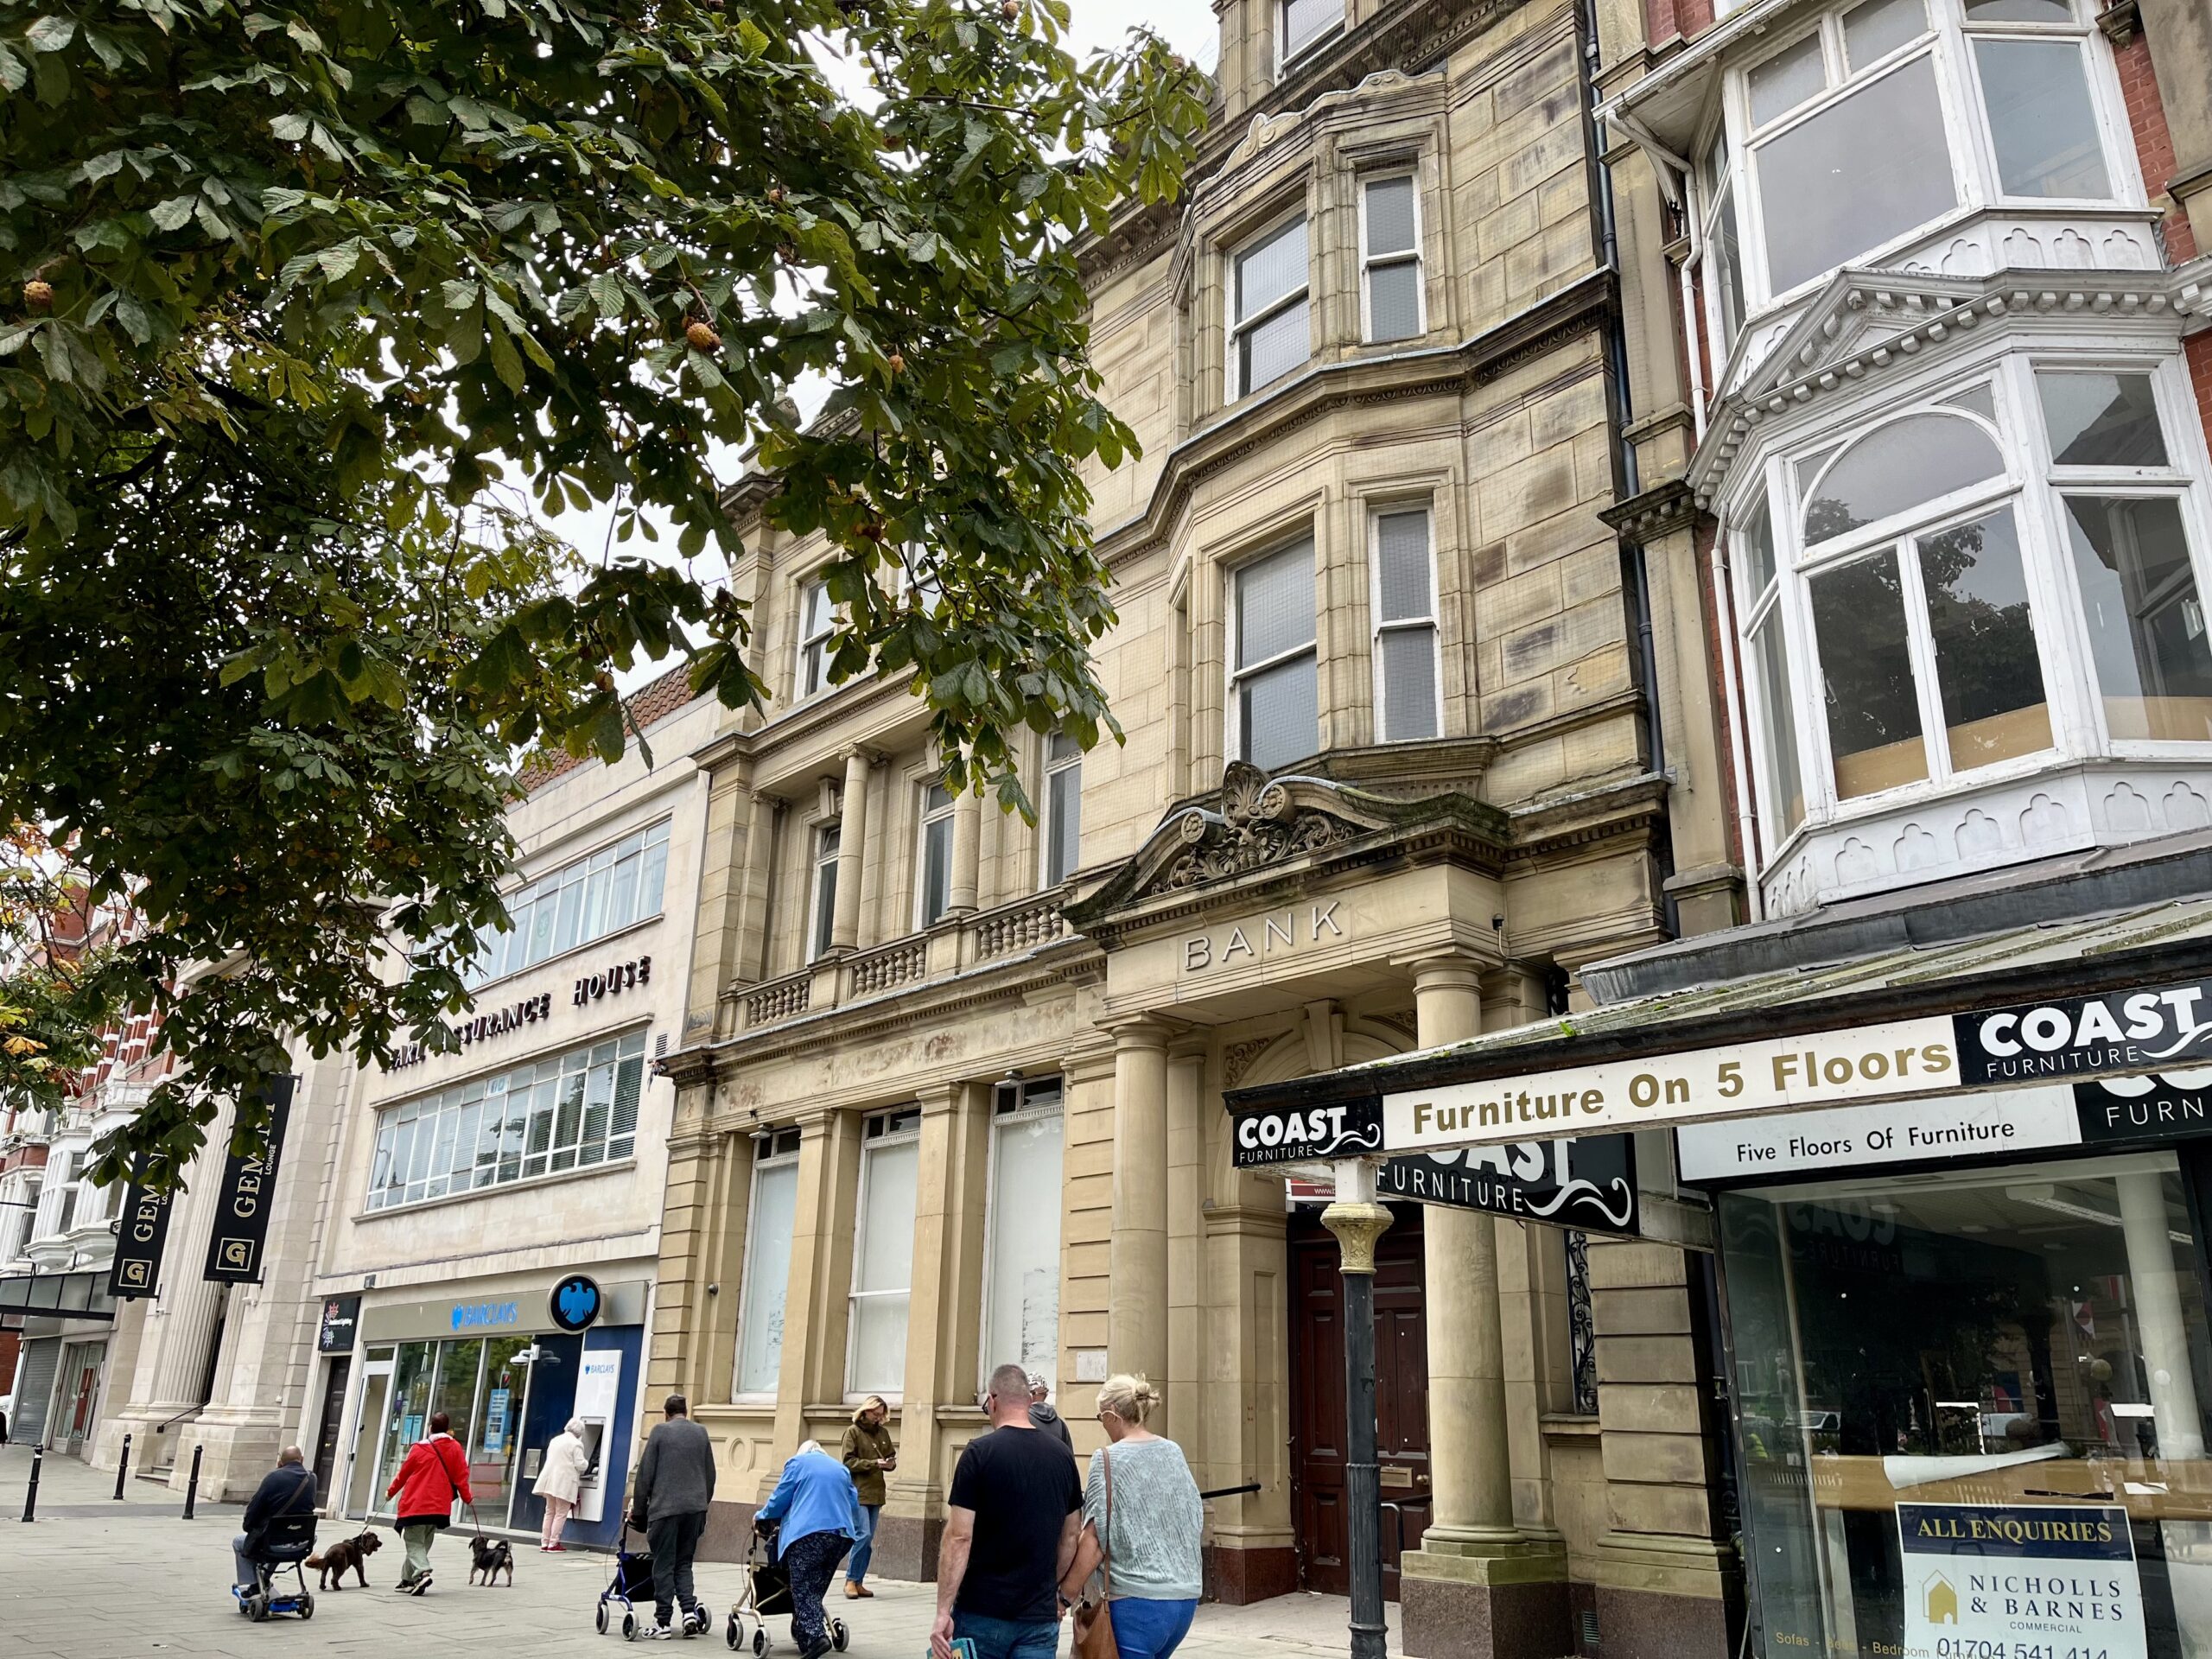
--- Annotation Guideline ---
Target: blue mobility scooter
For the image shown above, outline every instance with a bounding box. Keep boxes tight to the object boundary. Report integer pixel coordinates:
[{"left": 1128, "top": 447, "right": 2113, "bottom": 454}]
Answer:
[{"left": 233, "top": 1511, "right": 318, "bottom": 1623}]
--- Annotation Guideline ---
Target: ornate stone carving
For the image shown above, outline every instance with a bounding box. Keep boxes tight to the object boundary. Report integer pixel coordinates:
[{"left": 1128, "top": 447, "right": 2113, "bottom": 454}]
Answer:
[
  {"left": 1157, "top": 762, "right": 1362, "bottom": 892},
  {"left": 1319, "top": 1200, "right": 1395, "bottom": 1274},
  {"left": 1221, "top": 1036, "right": 1280, "bottom": 1090}
]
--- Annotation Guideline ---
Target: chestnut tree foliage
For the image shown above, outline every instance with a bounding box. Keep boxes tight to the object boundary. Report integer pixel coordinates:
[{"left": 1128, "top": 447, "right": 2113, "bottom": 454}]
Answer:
[{"left": 0, "top": 0, "right": 1206, "bottom": 1183}]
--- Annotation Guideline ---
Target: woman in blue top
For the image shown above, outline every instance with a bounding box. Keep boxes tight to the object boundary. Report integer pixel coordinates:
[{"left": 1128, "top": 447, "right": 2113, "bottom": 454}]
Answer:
[{"left": 756, "top": 1441, "right": 865, "bottom": 1659}]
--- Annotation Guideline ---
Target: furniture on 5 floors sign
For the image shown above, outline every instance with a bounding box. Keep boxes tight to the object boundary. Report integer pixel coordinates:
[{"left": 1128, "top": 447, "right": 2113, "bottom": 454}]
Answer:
[{"left": 1382, "top": 978, "right": 2212, "bottom": 1154}]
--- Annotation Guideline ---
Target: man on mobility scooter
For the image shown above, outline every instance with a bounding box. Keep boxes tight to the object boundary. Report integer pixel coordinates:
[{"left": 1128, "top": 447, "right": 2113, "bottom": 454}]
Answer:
[{"left": 232, "top": 1446, "right": 320, "bottom": 1621}]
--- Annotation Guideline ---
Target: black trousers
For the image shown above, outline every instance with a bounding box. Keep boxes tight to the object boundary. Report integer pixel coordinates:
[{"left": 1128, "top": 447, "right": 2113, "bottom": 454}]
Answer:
[{"left": 649, "top": 1510, "right": 708, "bottom": 1623}]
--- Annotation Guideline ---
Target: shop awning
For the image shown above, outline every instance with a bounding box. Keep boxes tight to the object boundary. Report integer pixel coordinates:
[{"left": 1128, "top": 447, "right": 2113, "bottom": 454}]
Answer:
[
  {"left": 1223, "top": 892, "right": 2212, "bottom": 1164},
  {"left": 0, "top": 1267, "right": 117, "bottom": 1323}
]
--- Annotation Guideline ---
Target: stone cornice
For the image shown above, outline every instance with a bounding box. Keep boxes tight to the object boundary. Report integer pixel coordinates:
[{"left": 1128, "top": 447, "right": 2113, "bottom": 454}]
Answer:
[{"left": 1597, "top": 478, "right": 1701, "bottom": 543}]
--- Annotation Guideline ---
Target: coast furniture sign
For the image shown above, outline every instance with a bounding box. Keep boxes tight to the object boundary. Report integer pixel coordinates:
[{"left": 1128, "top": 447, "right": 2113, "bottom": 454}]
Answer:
[
  {"left": 1897, "top": 1503, "right": 2145, "bottom": 1659},
  {"left": 1230, "top": 1096, "right": 1385, "bottom": 1166},
  {"left": 1378, "top": 1136, "right": 1638, "bottom": 1235},
  {"left": 1383, "top": 977, "right": 2212, "bottom": 1156}
]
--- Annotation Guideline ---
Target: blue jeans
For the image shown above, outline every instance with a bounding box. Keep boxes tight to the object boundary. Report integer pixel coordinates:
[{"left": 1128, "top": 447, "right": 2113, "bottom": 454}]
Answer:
[
  {"left": 847, "top": 1503, "right": 880, "bottom": 1583},
  {"left": 1106, "top": 1597, "right": 1198, "bottom": 1659},
  {"left": 951, "top": 1609, "right": 1061, "bottom": 1659}
]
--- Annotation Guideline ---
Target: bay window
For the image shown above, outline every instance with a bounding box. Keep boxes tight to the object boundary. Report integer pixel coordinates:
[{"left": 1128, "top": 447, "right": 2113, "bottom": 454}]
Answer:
[
  {"left": 1718, "top": 0, "right": 2125, "bottom": 310},
  {"left": 983, "top": 1076, "right": 1065, "bottom": 1384},
  {"left": 1736, "top": 499, "right": 1806, "bottom": 841},
  {"left": 2041, "top": 372, "right": 2212, "bottom": 744},
  {"left": 1359, "top": 175, "right": 1423, "bottom": 345},
  {"left": 916, "top": 781, "right": 955, "bottom": 928},
  {"left": 1231, "top": 537, "right": 1319, "bottom": 771},
  {"left": 734, "top": 1128, "right": 801, "bottom": 1399},
  {"left": 1280, "top": 0, "right": 1340, "bottom": 65},
  {"left": 848, "top": 1107, "right": 920, "bottom": 1399},
  {"left": 1230, "top": 214, "right": 1309, "bottom": 400},
  {"left": 1371, "top": 508, "right": 1440, "bottom": 742},
  {"left": 1042, "top": 732, "right": 1082, "bottom": 887}
]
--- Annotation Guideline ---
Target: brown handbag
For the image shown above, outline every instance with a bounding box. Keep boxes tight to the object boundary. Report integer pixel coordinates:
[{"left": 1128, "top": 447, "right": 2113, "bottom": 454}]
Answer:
[{"left": 1071, "top": 1448, "right": 1117, "bottom": 1659}]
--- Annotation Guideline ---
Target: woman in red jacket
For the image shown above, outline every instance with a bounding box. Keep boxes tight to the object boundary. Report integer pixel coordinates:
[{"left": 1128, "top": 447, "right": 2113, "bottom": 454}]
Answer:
[{"left": 385, "top": 1410, "right": 474, "bottom": 1595}]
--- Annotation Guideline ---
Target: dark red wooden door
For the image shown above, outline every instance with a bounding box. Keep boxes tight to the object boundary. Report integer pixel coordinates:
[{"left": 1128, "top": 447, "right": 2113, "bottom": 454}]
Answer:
[{"left": 1288, "top": 1204, "right": 1430, "bottom": 1599}]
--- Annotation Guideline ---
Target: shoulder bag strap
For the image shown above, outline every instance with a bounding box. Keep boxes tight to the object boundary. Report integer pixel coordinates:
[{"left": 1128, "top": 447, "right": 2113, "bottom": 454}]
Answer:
[{"left": 1100, "top": 1446, "right": 1114, "bottom": 1601}]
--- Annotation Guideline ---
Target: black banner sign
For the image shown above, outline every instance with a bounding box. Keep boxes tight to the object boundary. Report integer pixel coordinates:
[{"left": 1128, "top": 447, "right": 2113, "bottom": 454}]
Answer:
[
  {"left": 1955, "top": 982, "right": 2212, "bottom": 1087},
  {"left": 1380, "top": 1135, "right": 1638, "bottom": 1236},
  {"left": 107, "top": 1160, "right": 174, "bottom": 1300},
  {"left": 2074, "top": 1071, "right": 2212, "bottom": 1144},
  {"left": 317, "top": 1294, "right": 361, "bottom": 1354},
  {"left": 1230, "top": 1096, "right": 1384, "bottom": 1167},
  {"left": 203, "top": 1075, "right": 296, "bottom": 1285}
]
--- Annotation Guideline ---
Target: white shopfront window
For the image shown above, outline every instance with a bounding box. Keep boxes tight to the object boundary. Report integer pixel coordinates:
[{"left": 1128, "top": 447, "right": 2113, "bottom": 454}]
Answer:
[
  {"left": 982, "top": 1077, "right": 1065, "bottom": 1386},
  {"left": 846, "top": 1107, "right": 920, "bottom": 1401},
  {"left": 734, "top": 1128, "right": 801, "bottom": 1401}
]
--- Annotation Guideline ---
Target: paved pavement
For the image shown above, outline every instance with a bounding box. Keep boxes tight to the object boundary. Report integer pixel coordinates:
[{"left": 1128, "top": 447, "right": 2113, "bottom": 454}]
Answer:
[{"left": 0, "top": 1445, "right": 1389, "bottom": 1659}]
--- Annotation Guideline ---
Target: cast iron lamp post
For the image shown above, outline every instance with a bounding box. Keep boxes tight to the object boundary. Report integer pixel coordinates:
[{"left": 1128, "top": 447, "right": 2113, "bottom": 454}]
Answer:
[{"left": 1321, "top": 1156, "right": 1394, "bottom": 1659}]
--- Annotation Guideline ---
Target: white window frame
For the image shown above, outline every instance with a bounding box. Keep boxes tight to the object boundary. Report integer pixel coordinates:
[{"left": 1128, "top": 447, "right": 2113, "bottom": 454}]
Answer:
[
  {"left": 977, "top": 1076, "right": 1066, "bottom": 1394},
  {"left": 914, "top": 780, "right": 956, "bottom": 931},
  {"left": 845, "top": 1106, "right": 922, "bottom": 1404},
  {"left": 795, "top": 576, "right": 834, "bottom": 700},
  {"left": 1227, "top": 211, "right": 1311, "bottom": 403},
  {"left": 807, "top": 822, "right": 841, "bottom": 963},
  {"left": 1368, "top": 505, "right": 1442, "bottom": 743},
  {"left": 1716, "top": 0, "right": 2139, "bottom": 316},
  {"left": 1358, "top": 170, "right": 1426, "bottom": 345},
  {"left": 1277, "top": 0, "right": 1344, "bottom": 72},
  {"left": 732, "top": 1128, "right": 802, "bottom": 1404},
  {"left": 1039, "top": 733, "right": 1083, "bottom": 888},
  {"left": 1226, "top": 535, "right": 1321, "bottom": 768}
]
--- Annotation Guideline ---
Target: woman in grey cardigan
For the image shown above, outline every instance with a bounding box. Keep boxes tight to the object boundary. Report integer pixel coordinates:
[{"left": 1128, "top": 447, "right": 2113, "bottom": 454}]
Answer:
[{"left": 1058, "top": 1374, "right": 1204, "bottom": 1659}]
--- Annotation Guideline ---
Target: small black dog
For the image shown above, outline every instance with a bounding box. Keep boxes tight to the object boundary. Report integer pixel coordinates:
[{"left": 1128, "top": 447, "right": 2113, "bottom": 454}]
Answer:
[
  {"left": 467, "top": 1535, "right": 515, "bottom": 1587},
  {"left": 305, "top": 1529, "right": 382, "bottom": 1591}
]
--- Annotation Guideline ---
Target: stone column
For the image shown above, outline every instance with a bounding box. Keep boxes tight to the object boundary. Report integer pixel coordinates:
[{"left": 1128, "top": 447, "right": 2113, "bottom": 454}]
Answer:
[
  {"left": 1401, "top": 957, "right": 1567, "bottom": 1659},
  {"left": 829, "top": 751, "right": 873, "bottom": 953},
  {"left": 1107, "top": 1020, "right": 1172, "bottom": 1383},
  {"left": 2116, "top": 1170, "right": 2206, "bottom": 1459},
  {"left": 772, "top": 1109, "right": 861, "bottom": 1459},
  {"left": 946, "top": 785, "right": 982, "bottom": 918},
  {"left": 1165, "top": 1039, "right": 1206, "bottom": 1452},
  {"left": 881, "top": 1081, "right": 989, "bottom": 1578}
]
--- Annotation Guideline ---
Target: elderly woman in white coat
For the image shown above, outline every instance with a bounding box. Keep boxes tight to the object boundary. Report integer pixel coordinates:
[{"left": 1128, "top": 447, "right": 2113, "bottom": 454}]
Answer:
[{"left": 534, "top": 1418, "right": 592, "bottom": 1551}]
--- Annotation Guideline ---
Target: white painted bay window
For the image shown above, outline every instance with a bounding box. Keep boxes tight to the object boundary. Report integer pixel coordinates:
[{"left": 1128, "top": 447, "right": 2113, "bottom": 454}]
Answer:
[
  {"left": 916, "top": 781, "right": 955, "bottom": 928},
  {"left": 1723, "top": 0, "right": 2126, "bottom": 310},
  {"left": 1371, "top": 508, "right": 1440, "bottom": 741},
  {"left": 847, "top": 1107, "right": 921, "bottom": 1399},
  {"left": 808, "top": 823, "right": 840, "bottom": 963},
  {"left": 734, "top": 1128, "right": 802, "bottom": 1399},
  {"left": 1231, "top": 537, "right": 1319, "bottom": 771},
  {"left": 1042, "top": 733, "right": 1082, "bottom": 887},
  {"left": 1230, "top": 215, "right": 1309, "bottom": 400},
  {"left": 1360, "top": 175, "right": 1423, "bottom": 345},
  {"left": 795, "top": 577, "right": 834, "bottom": 699},
  {"left": 983, "top": 1076, "right": 1065, "bottom": 1384}
]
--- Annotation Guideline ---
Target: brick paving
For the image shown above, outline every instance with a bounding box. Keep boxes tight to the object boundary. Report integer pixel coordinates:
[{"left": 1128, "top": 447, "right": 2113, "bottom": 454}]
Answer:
[{"left": 0, "top": 1446, "right": 1387, "bottom": 1659}]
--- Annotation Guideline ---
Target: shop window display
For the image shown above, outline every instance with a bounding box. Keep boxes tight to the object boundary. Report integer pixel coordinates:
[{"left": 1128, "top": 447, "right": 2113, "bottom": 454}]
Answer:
[{"left": 1719, "top": 1152, "right": 2212, "bottom": 1657}]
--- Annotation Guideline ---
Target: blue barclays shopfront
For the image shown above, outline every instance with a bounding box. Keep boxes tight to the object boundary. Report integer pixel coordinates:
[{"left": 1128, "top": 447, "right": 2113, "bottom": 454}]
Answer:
[{"left": 331, "top": 1275, "right": 649, "bottom": 1547}]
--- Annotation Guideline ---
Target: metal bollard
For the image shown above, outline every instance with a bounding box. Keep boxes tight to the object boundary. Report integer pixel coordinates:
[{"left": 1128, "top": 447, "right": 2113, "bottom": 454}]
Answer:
[
  {"left": 21, "top": 1446, "right": 41, "bottom": 1522},
  {"left": 181, "top": 1443, "right": 203, "bottom": 1520},
  {"left": 114, "top": 1433, "right": 131, "bottom": 1499}
]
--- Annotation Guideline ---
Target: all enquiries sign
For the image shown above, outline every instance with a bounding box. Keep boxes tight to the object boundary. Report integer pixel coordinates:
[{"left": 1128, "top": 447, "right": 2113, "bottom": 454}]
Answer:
[{"left": 1383, "top": 978, "right": 2212, "bottom": 1155}]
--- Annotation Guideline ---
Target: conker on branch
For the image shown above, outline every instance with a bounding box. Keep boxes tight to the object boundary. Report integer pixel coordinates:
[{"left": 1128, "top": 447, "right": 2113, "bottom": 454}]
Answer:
[
  {"left": 686, "top": 321, "right": 721, "bottom": 353},
  {"left": 886, "top": 352, "right": 906, "bottom": 375},
  {"left": 767, "top": 185, "right": 786, "bottom": 206},
  {"left": 22, "top": 280, "right": 53, "bottom": 311},
  {"left": 1001, "top": 0, "right": 1019, "bottom": 18}
]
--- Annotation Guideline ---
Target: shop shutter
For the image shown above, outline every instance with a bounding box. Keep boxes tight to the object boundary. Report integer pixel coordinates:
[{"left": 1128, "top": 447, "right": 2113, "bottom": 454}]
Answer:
[{"left": 12, "top": 1337, "right": 60, "bottom": 1446}]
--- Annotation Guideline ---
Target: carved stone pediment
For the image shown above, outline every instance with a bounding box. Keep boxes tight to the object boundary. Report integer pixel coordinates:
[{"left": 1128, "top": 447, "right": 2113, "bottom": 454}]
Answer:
[{"left": 1067, "top": 761, "right": 1508, "bottom": 932}]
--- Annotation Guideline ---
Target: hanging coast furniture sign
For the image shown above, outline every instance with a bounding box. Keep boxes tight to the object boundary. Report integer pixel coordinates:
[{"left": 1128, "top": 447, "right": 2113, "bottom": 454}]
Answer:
[{"left": 1383, "top": 979, "right": 2212, "bottom": 1155}]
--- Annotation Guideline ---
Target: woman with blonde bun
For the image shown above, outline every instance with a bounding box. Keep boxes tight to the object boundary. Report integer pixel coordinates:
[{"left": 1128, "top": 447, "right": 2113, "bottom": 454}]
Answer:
[{"left": 1058, "top": 1375, "right": 1203, "bottom": 1659}]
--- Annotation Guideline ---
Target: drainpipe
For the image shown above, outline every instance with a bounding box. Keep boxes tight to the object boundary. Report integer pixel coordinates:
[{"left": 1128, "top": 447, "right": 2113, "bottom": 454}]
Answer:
[{"left": 1574, "top": 0, "right": 1679, "bottom": 938}]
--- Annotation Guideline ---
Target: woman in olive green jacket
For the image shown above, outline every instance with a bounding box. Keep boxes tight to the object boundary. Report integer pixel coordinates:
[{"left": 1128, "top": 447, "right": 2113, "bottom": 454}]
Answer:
[{"left": 837, "top": 1396, "right": 896, "bottom": 1598}]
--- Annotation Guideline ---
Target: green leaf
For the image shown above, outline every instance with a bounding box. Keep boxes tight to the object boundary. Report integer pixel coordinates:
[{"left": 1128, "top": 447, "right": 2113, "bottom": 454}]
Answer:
[{"left": 25, "top": 16, "right": 75, "bottom": 52}]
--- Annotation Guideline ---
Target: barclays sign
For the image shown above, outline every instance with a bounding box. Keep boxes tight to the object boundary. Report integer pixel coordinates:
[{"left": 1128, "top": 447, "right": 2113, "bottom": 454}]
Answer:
[{"left": 451, "top": 1300, "right": 521, "bottom": 1331}]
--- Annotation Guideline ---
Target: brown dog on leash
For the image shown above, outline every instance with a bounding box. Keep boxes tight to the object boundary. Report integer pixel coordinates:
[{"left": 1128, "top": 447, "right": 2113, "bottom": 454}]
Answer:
[
  {"left": 467, "top": 1535, "right": 515, "bottom": 1586},
  {"left": 305, "top": 1529, "right": 383, "bottom": 1590}
]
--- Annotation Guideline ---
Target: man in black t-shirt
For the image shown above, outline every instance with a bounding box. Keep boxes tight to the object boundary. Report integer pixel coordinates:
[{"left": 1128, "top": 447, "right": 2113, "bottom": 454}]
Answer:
[{"left": 930, "top": 1363, "right": 1084, "bottom": 1659}]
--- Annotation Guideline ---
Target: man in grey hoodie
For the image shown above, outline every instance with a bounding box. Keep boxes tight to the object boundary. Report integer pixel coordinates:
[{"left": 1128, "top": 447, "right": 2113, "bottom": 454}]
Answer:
[
  {"left": 1027, "top": 1371, "right": 1074, "bottom": 1453},
  {"left": 632, "top": 1394, "right": 717, "bottom": 1639}
]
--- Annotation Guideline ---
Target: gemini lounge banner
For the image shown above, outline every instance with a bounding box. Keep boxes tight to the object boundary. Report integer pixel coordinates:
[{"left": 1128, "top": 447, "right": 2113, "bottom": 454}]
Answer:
[
  {"left": 107, "top": 1160, "right": 174, "bottom": 1300},
  {"left": 1382, "top": 976, "right": 2212, "bottom": 1156},
  {"left": 203, "top": 1074, "right": 296, "bottom": 1286}
]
